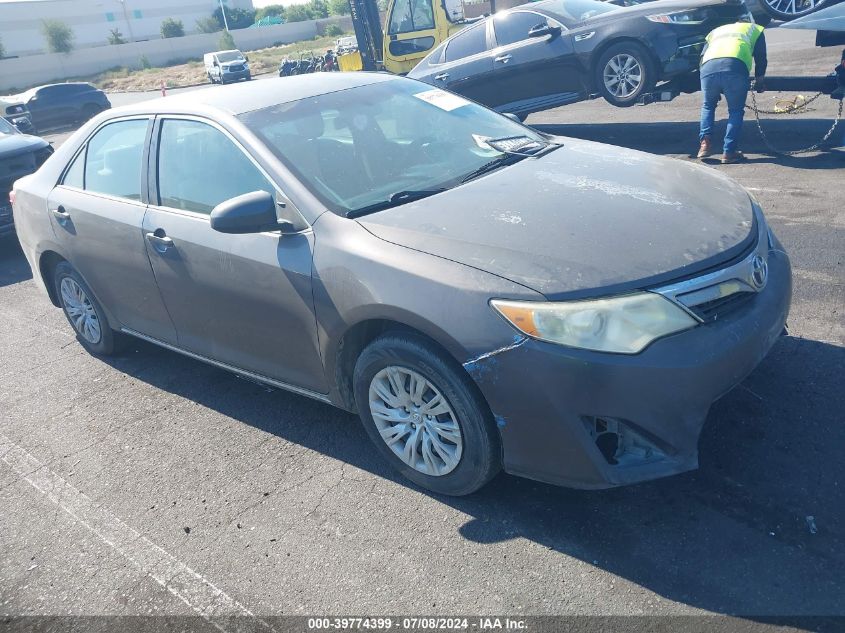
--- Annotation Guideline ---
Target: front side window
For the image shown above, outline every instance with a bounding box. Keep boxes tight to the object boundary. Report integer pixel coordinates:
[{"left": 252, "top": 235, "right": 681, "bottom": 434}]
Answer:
[
  {"left": 62, "top": 148, "right": 85, "bottom": 188},
  {"left": 239, "top": 79, "right": 548, "bottom": 216},
  {"left": 444, "top": 25, "right": 487, "bottom": 62},
  {"left": 388, "top": 0, "right": 435, "bottom": 35},
  {"left": 157, "top": 119, "right": 274, "bottom": 215},
  {"left": 494, "top": 12, "right": 549, "bottom": 47},
  {"left": 84, "top": 119, "right": 148, "bottom": 200}
]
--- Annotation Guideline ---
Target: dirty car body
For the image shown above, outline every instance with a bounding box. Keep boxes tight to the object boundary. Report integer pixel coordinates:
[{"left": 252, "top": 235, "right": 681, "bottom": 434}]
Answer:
[{"left": 12, "top": 75, "right": 791, "bottom": 493}]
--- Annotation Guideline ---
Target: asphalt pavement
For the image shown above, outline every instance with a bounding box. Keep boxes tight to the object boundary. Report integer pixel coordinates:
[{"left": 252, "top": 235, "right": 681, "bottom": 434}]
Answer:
[{"left": 1, "top": 27, "right": 843, "bottom": 626}]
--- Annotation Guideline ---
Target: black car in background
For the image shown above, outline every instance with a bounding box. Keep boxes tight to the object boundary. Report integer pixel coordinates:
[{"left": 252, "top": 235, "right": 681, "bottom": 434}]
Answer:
[
  {"left": 0, "top": 117, "right": 52, "bottom": 237},
  {"left": 408, "top": 0, "right": 751, "bottom": 115},
  {"left": 16, "top": 83, "right": 111, "bottom": 132}
]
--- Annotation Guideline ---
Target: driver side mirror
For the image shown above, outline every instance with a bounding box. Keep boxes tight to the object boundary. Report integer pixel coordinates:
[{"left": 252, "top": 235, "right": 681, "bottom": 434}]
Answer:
[
  {"left": 528, "top": 23, "right": 561, "bottom": 39},
  {"left": 210, "top": 191, "right": 306, "bottom": 235}
]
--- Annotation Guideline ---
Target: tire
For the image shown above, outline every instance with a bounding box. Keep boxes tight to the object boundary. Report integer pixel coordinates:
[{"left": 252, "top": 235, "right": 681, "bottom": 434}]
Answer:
[
  {"left": 758, "top": 0, "right": 826, "bottom": 21},
  {"left": 208, "top": 73, "right": 216, "bottom": 84},
  {"left": 54, "top": 262, "right": 117, "bottom": 356},
  {"left": 353, "top": 333, "right": 501, "bottom": 496},
  {"left": 81, "top": 104, "right": 102, "bottom": 122},
  {"left": 594, "top": 42, "right": 657, "bottom": 108}
]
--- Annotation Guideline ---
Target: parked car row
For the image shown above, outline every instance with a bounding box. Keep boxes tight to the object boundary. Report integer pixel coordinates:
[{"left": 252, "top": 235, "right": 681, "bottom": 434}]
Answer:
[
  {"left": 408, "top": 0, "right": 752, "bottom": 116},
  {"left": 2, "top": 83, "right": 111, "bottom": 135}
]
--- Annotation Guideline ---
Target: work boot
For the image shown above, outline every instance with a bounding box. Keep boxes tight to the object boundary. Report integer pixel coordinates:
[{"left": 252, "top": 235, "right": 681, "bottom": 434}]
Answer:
[
  {"left": 697, "top": 137, "right": 713, "bottom": 159},
  {"left": 721, "top": 151, "right": 745, "bottom": 164}
]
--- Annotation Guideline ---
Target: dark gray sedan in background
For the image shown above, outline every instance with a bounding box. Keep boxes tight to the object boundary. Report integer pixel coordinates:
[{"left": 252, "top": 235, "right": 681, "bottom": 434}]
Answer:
[{"left": 11, "top": 74, "right": 791, "bottom": 495}]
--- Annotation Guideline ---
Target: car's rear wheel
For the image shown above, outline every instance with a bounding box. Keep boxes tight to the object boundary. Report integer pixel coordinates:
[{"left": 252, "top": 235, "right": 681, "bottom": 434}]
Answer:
[
  {"left": 353, "top": 333, "right": 501, "bottom": 496},
  {"left": 54, "top": 262, "right": 117, "bottom": 356},
  {"left": 760, "top": 0, "right": 826, "bottom": 21},
  {"left": 81, "top": 104, "right": 102, "bottom": 121},
  {"left": 595, "top": 42, "right": 656, "bottom": 108}
]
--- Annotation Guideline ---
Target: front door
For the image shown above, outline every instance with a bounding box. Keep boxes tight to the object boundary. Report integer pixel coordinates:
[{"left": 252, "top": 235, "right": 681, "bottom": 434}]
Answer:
[
  {"left": 142, "top": 116, "right": 327, "bottom": 393},
  {"left": 47, "top": 117, "right": 177, "bottom": 343},
  {"left": 486, "top": 12, "right": 582, "bottom": 112}
]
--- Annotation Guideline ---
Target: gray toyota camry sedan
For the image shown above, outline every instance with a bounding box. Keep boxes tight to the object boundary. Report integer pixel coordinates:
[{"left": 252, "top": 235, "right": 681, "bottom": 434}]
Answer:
[{"left": 12, "top": 74, "right": 791, "bottom": 495}]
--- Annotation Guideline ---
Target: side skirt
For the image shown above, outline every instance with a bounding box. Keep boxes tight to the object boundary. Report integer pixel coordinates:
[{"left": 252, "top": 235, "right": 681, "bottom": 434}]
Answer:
[{"left": 120, "top": 328, "right": 334, "bottom": 405}]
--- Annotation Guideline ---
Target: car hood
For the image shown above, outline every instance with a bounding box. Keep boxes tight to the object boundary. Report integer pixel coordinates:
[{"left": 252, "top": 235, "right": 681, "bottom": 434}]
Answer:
[
  {"left": 0, "top": 133, "right": 48, "bottom": 159},
  {"left": 358, "top": 138, "right": 756, "bottom": 299}
]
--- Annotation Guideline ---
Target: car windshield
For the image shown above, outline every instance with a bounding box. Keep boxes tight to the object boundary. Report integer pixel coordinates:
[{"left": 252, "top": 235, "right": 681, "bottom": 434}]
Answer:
[
  {"left": 217, "top": 51, "right": 244, "bottom": 63},
  {"left": 0, "top": 117, "right": 17, "bottom": 135},
  {"left": 542, "top": 0, "right": 618, "bottom": 23},
  {"left": 239, "top": 79, "right": 550, "bottom": 216}
]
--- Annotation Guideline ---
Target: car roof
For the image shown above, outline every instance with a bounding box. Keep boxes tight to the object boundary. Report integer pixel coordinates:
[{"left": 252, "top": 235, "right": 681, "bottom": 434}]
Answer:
[{"left": 109, "top": 72, "right": 398, "bottom": 118}]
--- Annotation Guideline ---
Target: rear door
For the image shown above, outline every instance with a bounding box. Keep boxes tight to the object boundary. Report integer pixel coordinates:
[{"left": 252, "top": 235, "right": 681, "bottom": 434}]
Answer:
[
  {"left": 428, "top": 22, "right": 495, "bottom": 104},
  {"left": 142, "top": 116, "right": 327, "bottom": 393},
  {"left": 485, "top": 11, "right": 582, "bottom": 111},
  {"left": 46, "top": 116, "right": 178, "bottom": 343}
]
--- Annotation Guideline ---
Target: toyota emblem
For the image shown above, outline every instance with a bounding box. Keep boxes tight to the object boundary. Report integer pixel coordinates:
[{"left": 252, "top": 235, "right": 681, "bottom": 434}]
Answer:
[{"left": 750, "top": 255, "right": 768, "bottom": 290}]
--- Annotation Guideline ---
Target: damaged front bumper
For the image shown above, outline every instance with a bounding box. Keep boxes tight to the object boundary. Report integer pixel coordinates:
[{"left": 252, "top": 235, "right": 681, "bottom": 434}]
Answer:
[{"left": 466, "top": 249, "right": 792, "bottom": 489}]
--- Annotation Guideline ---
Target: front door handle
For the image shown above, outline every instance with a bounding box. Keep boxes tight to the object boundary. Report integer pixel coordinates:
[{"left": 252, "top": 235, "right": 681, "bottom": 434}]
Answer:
[
  {"left": 434, "top": 72, "right": 450, "bottom": 81},
  {"left": 51, "top": 206, "right": 70, "bottom": 224},
  {"left": 146, "top": 230, "right": 174, "bottom": 253},
  {"left": 495, "top": 54, "right": 512, "bottom": 64}
]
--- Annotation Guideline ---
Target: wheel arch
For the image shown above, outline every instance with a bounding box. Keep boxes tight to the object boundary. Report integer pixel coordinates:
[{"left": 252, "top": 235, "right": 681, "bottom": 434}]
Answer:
[
  {"left": 329, "top": 313, "right": 475, "bottom": 413},
  {"left": 38, "top": 250, "right": 66, "bottom": 307}
]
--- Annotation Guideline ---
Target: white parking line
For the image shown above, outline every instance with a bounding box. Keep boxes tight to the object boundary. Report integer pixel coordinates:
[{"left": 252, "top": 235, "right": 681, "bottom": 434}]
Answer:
[{"left": 0, "top": 432, "right": 270, "bottom": 629}]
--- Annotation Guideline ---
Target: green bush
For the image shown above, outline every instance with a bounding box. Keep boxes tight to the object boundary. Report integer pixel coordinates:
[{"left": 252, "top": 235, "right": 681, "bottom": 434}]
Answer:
[
  {"left": 107, "top": 28, "right": 126, "bottom": 45},
  {"left": 213, "top": 7, "right": 257, "bottom": 30},
  {"left": 256, "top": 4, "right": 287, "bottom": 20},
  {"left": 42, "top": 19, "right": 75, "bottom": 54},
  {"left": 0, "top": 36, "right": 5, "bottom": 59},
  {"left": 139, "top": 55, "right": 152, "bottom": 69},
  {"left": 196, "top": 16, "right": 221, "bottom": 34},
  {"left": 160, "top": 18, "right": 185, "bottom": 39},
  {"left": 218, "top": 31, "right": 236, "bottom": 51},
  {"left": 325, "top": 24, "right": 344, "bottom": 37},
  {"left": 328, "top": 0, "right": 351, "bottom": 15}
]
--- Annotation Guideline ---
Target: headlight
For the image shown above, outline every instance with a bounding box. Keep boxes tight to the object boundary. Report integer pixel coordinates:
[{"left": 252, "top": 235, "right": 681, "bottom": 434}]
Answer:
[
  {"left": 647, "top": 10, "right": 706, "bottom": 24},
  {"left": 491, "top": 293, "right": 698, "bottom": 354}
]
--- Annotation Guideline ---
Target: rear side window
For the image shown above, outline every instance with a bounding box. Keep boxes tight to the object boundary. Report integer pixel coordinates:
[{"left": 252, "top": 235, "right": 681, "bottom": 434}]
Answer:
[
  {"left": 444, "top": 25, "right": 487, "bottom": 62},
  {"left": 156, "top": 119, "right": 275, "bottom": 215},
  {"left": 494, "top": 12, "right": 549, "bottom": 47},
  {"left": 83, "top": 119, "right": 148, "bottom": 200}
]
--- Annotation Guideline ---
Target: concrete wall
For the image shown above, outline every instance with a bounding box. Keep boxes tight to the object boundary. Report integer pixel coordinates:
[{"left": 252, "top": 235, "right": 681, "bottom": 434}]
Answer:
[
  {"left": 0, "top": 0, "right": 255, "bottom": 57},
  {"left": 0, "top": 19, "right": 352, "bottom": 93}
]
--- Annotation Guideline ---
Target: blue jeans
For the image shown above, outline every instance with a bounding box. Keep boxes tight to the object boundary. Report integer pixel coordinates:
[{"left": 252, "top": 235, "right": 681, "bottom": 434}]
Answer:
[{"left": 699, "top": 71, "right": 750, "bottom": 154}]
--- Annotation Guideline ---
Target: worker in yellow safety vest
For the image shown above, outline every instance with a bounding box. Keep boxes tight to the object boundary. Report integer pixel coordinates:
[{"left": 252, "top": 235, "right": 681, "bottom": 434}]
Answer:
[{"left": 697, "top": 20, "right": 767, "bottom": 164}]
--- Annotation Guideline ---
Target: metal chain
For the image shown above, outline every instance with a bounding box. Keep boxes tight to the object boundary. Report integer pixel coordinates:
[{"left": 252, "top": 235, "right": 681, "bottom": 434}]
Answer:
[
  {"left": 746, "top": 90, "right": 824, "bottom": 115},
  {"left": 748, "top": 83, "right": 843, "bottom": 156}
]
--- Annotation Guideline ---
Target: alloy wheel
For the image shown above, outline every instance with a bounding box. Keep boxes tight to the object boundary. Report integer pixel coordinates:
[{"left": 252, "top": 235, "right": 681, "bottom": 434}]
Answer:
[
  {"left": 60, "top": 277, "right": 102, "bottom": 344},
  {"left": 603, "top": 54, "right": 643, "bottom": 99},
  {"left": 368, "top": 366, "right": 463, "bottom": 477},
  {"left": 763, "top": 0, "right": 824, "bottom": 18}
]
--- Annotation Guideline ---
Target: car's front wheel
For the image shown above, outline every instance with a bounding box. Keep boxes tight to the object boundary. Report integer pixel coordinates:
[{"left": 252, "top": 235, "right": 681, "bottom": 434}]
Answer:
[
  {"left": 54, "top": 262, "right": 117, "bottom": 356},
  {"left": 354, "top": 333, "right": 501, "bottom": 496},
  {"left": 595, "top": 42, "right": 656, "bottom": 107}
]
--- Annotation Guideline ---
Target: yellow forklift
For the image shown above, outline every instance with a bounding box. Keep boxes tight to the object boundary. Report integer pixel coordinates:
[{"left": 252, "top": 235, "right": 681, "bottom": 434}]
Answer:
[{"left": 339, "top": 0, "right": 478, "bottom": 74}]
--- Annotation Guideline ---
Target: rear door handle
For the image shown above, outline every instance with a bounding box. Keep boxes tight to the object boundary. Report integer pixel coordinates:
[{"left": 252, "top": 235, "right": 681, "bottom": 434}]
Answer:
[
  {"left": 434, "top": 73, "right": 450, "bottom": 81},
  {"left": 495, "top": 54, "right": 512, "bottom": 64},
  {"left": 51, "top": 205, "right": 70, "bottom": 223},
  {"left": 146, "top": 230, "right": 174, "bottom": 253}
]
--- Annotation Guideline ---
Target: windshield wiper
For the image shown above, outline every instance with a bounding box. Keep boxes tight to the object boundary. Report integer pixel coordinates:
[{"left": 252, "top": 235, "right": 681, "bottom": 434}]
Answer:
[
  {"left": 347, "top": 188, "right": 446, "bottom": 219},
  {"left": 460, "top": 153, "right": 527, "bottom": 184}
]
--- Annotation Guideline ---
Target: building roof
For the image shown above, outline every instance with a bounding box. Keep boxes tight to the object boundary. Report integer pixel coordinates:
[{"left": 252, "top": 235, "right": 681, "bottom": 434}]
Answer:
[{"left": 114, "top": 73, "right": 397, "bottom": 118}]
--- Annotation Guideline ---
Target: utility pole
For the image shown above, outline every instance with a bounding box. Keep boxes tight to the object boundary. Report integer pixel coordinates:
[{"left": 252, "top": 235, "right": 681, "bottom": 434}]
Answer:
[
  {"left": 118, "top": 0, "right": 135, "bottom": 41},
  {"left": 219, "top": 0, "right": 230, "bottom": 31}
]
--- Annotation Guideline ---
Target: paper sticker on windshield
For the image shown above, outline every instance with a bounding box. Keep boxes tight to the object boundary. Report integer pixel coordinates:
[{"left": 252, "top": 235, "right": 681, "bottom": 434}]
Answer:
[{"left": 413, "top": 89, "right": 471, "bottom": 111}]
